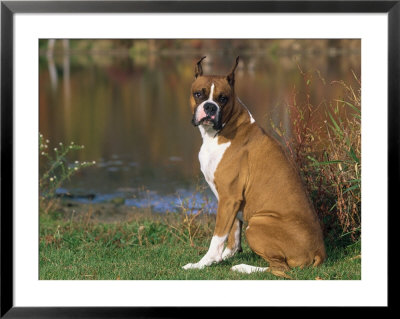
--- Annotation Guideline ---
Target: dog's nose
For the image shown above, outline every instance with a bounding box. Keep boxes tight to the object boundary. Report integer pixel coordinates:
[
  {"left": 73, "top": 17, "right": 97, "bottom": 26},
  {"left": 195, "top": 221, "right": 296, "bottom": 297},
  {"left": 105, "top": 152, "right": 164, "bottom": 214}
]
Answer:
[{"left": 204, "top": 102, "right": 217, "bottom": 116}]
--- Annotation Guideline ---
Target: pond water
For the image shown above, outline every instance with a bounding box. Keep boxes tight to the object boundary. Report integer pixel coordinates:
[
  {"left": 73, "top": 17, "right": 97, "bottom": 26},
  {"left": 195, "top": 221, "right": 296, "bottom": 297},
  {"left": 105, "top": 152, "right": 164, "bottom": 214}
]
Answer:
[{"left": 39, "top": 39, "right": 360, "bottom": 213}]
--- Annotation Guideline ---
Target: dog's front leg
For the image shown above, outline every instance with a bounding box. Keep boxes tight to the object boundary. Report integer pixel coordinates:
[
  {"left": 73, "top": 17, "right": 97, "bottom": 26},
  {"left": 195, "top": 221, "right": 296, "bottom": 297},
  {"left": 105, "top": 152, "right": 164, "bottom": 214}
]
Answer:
[
  {"left": 183, "top": 197, "right": 240, "bottom": 270},
  {"left": 182, "top": 234, "right": 228, "bottom": 270}
]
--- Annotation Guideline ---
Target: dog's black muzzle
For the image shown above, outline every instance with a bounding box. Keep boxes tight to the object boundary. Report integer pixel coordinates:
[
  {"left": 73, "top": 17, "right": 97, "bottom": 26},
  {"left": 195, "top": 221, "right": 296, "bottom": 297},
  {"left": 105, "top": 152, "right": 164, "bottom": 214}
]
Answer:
[
  {"left": 192, "top": 103, "right": 222, "bottom": 131},
  {"left": 203, "top": 102, "right": 218, "bottom": 117}
]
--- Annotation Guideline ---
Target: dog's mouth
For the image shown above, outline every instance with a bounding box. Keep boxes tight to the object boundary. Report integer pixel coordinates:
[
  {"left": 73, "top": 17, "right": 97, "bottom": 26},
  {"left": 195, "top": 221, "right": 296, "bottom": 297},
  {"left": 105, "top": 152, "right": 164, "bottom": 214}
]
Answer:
[
  {"left": 192, "top": 113, "right": 222, "bottom": 131},
  {"left": 200, "top": 114, "right": 216, "bottom": 125}
]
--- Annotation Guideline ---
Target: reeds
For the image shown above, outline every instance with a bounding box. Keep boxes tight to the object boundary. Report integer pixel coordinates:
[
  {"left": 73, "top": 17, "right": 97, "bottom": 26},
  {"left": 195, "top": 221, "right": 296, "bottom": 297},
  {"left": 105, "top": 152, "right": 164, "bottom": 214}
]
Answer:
[
  {"left": 270, "top": 68, "right": 361, "bottom": 242},
  {"left": 39, "top": 133, "right": 95, "bottom": 213}
]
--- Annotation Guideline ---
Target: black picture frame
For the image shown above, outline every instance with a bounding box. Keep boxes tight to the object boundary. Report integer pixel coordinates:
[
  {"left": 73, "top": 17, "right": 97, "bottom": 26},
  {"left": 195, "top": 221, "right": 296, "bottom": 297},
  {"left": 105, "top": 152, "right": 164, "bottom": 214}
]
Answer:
[{"left": 1, "top": 0, "right": 395, "bottom": 317}]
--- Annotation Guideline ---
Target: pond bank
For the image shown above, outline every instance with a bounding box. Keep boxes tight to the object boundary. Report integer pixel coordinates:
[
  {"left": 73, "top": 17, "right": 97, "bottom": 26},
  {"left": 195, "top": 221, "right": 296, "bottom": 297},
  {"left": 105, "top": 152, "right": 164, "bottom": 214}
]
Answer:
[{"left": 53, "top": 186, "right": 217, "bottom": 223}]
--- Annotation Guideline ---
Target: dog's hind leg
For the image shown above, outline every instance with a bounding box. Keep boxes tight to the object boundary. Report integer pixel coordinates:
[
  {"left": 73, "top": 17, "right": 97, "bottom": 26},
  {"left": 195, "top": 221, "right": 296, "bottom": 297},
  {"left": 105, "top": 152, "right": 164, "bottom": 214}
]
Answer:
[
  {"left": 231, "top": 215, "right": 292, "bottom": 278},
  {"left": 222, "top": 217, "right": 243, "bottom": 260}
]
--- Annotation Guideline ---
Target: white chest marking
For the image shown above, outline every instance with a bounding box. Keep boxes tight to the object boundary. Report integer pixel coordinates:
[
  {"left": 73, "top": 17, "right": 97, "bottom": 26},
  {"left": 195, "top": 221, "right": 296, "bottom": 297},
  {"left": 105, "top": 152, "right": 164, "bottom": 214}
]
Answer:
[{"left": 198, "top": 126, "right": 231, "bottom": 200}]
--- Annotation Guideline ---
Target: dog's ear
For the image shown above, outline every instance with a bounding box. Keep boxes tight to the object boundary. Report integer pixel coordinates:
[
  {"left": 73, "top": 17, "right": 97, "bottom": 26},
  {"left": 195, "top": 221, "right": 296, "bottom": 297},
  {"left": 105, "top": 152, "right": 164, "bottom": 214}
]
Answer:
[
  {"left": 194, "top": 56, "right": 206, "bottom": 78},
  {"left": 227, "top": 56, "right": 240, "bottom": 87}
]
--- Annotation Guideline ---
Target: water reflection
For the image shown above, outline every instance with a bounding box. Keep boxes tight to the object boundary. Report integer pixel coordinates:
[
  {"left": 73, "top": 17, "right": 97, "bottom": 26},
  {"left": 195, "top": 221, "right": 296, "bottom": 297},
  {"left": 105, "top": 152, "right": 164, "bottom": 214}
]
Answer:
[{"left": 39, "top": 39, "right": 360, "bottom": 211}]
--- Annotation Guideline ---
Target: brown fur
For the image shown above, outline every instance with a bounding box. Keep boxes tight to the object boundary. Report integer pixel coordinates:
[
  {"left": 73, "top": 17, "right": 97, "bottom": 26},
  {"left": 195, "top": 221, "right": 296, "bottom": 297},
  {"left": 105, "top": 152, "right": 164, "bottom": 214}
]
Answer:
[
  {"left": 226, "top": 218, "right": 243, "bottom": 253},
  {"left": 190, "top": 60, "right": 326, "bottom": 274}
]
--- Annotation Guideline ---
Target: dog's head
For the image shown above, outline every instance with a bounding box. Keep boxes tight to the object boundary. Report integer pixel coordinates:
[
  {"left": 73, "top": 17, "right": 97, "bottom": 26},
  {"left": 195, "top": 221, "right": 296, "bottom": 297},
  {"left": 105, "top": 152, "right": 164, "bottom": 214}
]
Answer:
[{"left": 190, "top": 56, "right": 239, "bottom": 131}]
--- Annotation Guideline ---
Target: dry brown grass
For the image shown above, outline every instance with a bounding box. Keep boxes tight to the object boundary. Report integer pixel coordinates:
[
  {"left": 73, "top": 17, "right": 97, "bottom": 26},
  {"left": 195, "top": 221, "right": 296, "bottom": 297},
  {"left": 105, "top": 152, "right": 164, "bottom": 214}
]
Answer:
[{"left": 270, "top": 68, "right": 361, "bottom": 242}]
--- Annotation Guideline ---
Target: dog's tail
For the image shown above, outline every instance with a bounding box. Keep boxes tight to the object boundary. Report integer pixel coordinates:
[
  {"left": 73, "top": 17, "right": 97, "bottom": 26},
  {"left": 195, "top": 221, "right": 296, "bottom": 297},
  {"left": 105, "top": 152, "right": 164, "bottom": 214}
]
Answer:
[{"left": 313, "top": 250, "right": 327, "bottom": 267}]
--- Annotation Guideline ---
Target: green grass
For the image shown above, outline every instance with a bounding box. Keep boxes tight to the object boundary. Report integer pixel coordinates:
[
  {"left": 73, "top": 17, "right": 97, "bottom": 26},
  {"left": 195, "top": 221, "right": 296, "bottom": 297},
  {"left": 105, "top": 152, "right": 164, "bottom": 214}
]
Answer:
[{"left": 39, "top": 208, "right": 361, "bottom": 280}]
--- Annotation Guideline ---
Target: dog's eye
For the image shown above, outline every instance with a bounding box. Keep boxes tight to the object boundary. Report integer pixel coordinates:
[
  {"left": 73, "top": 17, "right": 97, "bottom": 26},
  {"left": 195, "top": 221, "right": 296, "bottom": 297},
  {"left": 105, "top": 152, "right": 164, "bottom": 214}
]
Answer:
[
  {"left": 193, "top": 91, "right": 203, "bottom": 99},
  {"left": 218, "top": 95, "right": 228, "bottom": 103}
]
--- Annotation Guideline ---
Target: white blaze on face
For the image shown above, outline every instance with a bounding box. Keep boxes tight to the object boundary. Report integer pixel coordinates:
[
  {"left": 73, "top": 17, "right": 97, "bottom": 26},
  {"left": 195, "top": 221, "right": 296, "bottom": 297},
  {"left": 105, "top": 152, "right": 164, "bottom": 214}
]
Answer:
[{"left": 208, "top": 83, "right": 215, "bottom": 100}]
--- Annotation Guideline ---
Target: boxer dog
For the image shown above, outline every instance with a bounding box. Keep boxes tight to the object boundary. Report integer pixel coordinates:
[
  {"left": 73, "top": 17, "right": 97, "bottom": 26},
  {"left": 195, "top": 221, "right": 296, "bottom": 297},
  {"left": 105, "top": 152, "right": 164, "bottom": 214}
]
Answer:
[{"left": 182, "top": 56, "right": 326, "bottom": 277}]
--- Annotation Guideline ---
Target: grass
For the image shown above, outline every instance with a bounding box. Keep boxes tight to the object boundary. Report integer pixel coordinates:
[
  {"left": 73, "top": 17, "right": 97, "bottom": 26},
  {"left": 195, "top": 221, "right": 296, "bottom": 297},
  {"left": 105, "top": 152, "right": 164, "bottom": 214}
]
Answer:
[{"left": 40, "top": 208, "right": 361, "bottom": 280}]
